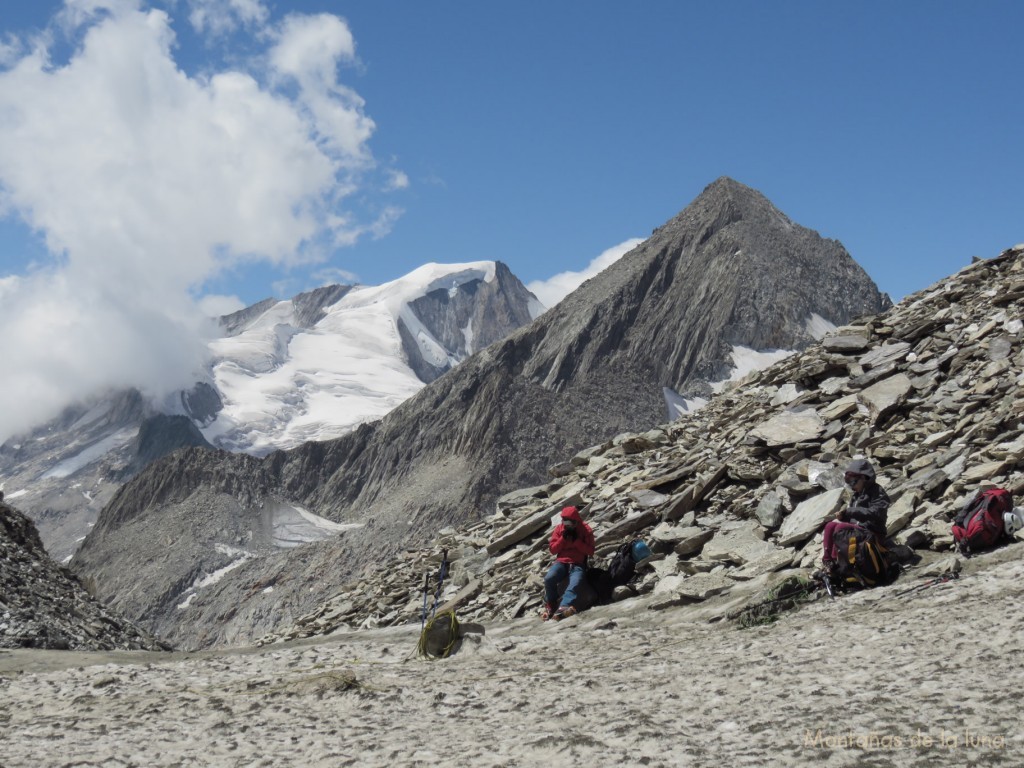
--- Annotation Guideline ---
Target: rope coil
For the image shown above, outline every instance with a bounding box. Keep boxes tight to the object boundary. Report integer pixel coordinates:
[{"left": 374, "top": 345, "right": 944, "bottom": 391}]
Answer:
[{"left": 417, "top": 610, "right": 460, "bottom": 660}]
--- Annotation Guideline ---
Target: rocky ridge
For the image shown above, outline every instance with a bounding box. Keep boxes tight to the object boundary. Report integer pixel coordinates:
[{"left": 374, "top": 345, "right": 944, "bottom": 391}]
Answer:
[
  {"left": 0, "top": 501, "right": 164, "bottom": 651},
  {"left": 258, "top": 245, "right": 1024, "bottom": 645},
  {"left": 0, "top": 390, "right": 214, "bottom": 564},
  {"left": 70, "top": 177, "right": 891, "bottom": 649}
]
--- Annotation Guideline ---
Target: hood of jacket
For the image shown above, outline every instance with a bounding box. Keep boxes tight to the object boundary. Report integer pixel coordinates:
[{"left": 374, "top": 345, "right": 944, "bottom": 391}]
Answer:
[{"left": 560, "top": 506, "right": 585, "bottom": 525}]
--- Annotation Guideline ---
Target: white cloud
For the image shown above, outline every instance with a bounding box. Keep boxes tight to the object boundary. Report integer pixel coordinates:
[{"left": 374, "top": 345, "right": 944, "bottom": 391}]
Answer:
[
  {"left": 385, "top": 169, "right": 410, "bottom": 191},
  {"left": 269, "top": 13, "right": 356, "bottom": 81},
  {"left": 0, "top": 33, "right": 23, "bottom": 66},
  {"left": 186, "top": 0, "right": 269, "bottom": 36},
  {"left": 0, "top": 269, "right": 216, "bottom": 442},
  {"left": 0, "top": 275, "right": 20, "bottom": 298},
  {"left": 58, "top": 0, "right": 143, "bottom": 32},
  {"left": 312, "top": 266, "right": 360, "bottom": 287},
  {"left": 527, "top": 238, "right": 645, "bottom": 309},
  {"left": 268, "top": 14, "right": 372, "bottom": 161},
  {"left": 0, "top": 2, "right": 390, "bottom": 443},
  {"left": 198, "top": 293, "right": 246, "bottom": 318}
]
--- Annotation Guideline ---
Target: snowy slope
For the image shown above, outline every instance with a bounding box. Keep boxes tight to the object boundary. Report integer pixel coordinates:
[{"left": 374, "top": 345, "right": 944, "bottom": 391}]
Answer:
[{"left": 203, "top": 262, "right": 536, "bottom": 455}]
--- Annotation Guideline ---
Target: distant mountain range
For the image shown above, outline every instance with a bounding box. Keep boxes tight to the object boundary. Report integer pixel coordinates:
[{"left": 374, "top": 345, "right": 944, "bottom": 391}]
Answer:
[
  {"left": 0, "top": 261, "right": 541, "bottom": 561},
  {"left": 64, "top": 177, "right": 894, "bottom": 648}
]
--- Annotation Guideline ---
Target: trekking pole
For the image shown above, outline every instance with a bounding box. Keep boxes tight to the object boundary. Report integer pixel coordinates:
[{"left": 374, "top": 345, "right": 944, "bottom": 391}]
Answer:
[
  {"left": 429, "top": 549, "right": 449, "bottom": 621},
  {"left": 420, "top": 571, "right": 431, "bottom": 631},
  {"left": 893, "top": 571, "right": 959, "bottom": 598}
]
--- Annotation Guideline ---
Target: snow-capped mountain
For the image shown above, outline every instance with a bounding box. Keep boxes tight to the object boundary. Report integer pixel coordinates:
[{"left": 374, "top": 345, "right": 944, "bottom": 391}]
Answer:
[
  {"left": 204, "top": 261, "right": 542, "bottom": 455},
  {"left": 0, "top": 260, "right": 541, "bottom": 560}
]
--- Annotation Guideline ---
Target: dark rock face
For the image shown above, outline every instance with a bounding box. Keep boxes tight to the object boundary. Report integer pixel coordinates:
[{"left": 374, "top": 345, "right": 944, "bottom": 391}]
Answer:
[
  {"left": 71, "top": 178, "right": 892, "bottom": 649},
  {"left": 399, "top": 262, "right": 540, "bottom": 382},
  {"left": 0, "top": 501, "right": 164, "bottom": 650},
  {"left": 180, "top": 382, "right": 223, "bottom": 426},
  {"left": 119, "top": 414, "right": 214, "bottom": 478},
  {"left": 290, "top": 284, "right": 353, "bottom": 329}
]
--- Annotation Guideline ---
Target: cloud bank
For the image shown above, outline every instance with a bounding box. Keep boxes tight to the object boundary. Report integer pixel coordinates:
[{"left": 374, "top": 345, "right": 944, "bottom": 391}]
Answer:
[
  {"left": 0, "top": 1, "right": 392, "bottom": 442},
  {"left": 526, "top": 238, "right": 645, "bottom": 309}
]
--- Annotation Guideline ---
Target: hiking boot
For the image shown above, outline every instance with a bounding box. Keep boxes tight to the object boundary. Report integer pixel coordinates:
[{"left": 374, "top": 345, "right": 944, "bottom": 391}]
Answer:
[
  {"left": 540, "top": 603, "right": 557, "bottom": 621},
  {"left": 813, "top": 561, "right": 838, "bottom": 582},
  {"left": 553, "top": 605, "right": 577, "bottom": 621}
]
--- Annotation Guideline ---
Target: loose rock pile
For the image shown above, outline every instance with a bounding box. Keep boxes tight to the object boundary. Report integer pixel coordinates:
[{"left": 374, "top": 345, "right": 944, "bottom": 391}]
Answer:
[
  {"left": 259, "top": 246, "right": 1024, "bottom": 645},
  {"left": 0, "top": 502, "right": 165, "bottom": 651}
]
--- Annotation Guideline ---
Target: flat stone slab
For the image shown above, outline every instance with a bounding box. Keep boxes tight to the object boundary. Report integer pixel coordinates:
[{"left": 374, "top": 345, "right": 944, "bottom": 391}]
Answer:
[
  {"left": 859, "top": 342, "right": 911, "bottom": 369},
  {"left": 675, "top": 572, "right": 734, "bottom": 601},
  {"left": 886, "top": 492, "right": 918, "bottom": 536},
  {"left": 858, "top": 373, "right": 913, "bottom": 422},
  {"left": 486, "top": 505, "right": 559, "bottom": 555},
  {"left": 819, "top": 394, "right": 859, "bottom": 422},
  {"left": 749, "top": 407, "right": 825, "bottom": 447},
  {"left": 776, "top": 487, "right": 846, "bottom": 547},
  {"left": 960, "top": 461, "right": 1008, "bottom": 483},
  {"left": 702, "top": 523, "right": 780, "bottom": 565},
  {"left": 823, "top": 333, "right": 871, "bottom": 352},
  {"left": 727, "top": 550, "right": 795, "bottom": 580}
]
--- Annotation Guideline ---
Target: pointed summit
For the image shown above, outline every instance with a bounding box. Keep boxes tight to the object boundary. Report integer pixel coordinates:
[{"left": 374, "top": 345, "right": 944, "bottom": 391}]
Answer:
[{"left": 522, "top": 176, "right": 888, "bottom": 399}]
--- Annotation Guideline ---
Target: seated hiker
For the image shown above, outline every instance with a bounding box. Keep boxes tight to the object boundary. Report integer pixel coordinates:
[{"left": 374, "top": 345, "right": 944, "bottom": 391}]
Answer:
[
  {"left": 952, "top": 486, "right": 1024, "bottom": 554},
  {"left": 541, "top": 506, "right": 595, "bottom": 621},
  {"left": 819, "top": 458, "right": 890, "bottom": 578}
]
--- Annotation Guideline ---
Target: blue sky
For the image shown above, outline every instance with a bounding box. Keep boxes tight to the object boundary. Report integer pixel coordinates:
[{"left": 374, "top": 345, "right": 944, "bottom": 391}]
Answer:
[{"left": 0, "top": 0, "right": 1021, "bottom": 439}]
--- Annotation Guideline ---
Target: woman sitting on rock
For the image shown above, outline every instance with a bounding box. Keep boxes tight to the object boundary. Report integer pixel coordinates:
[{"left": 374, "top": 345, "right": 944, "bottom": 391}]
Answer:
[
  {"left": 819, "top": 458, "right": 890, "bottom": 578},
  {"left": 541, "top": 506, "right": 595, "bottom": 621}
]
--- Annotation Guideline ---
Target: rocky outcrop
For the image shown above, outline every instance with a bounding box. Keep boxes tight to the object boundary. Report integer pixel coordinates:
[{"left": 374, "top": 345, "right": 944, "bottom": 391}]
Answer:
[
  {"left": 0, "top": 501, "right": 164, "bottom": 650},
  {"left": 256, "top": 245, "right": 1024, "bottom": 645},
  {"left": 71, "top": 178, "right": 891, "bottom": 649}
]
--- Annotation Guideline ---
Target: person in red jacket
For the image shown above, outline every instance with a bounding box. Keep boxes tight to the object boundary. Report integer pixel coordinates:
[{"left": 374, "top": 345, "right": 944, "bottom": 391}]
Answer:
[{"left": 541, "top": 506, "right": 595, "bottom": 621}]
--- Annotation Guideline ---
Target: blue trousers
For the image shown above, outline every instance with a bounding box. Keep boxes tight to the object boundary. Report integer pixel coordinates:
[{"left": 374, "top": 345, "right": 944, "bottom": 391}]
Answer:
[{"left": 544, "top": 561, "right": 586, "bottom": 608}]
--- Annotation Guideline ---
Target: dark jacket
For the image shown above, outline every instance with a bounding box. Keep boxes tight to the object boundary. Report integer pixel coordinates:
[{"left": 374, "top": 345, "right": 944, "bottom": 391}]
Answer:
[
  {"left": 549, "top": 506, "right": 595, "bottom": 566},
  {"left": 844, "top": 482, "right": 890, "bottom": 536}
]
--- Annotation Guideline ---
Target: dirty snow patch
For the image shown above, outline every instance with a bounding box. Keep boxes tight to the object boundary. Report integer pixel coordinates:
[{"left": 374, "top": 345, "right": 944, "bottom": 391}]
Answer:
[
  {"left": 176, "top": 544, "right": 257, "bottom": 609},
  {"left": 273, "top": 504, "right": 363, "bottom": 549},
  {"left": 41, "top": 429, "right": 137, "bottom": 479},
  {"left": 805, "top": 313, "right": 837, "bottom": 340}
]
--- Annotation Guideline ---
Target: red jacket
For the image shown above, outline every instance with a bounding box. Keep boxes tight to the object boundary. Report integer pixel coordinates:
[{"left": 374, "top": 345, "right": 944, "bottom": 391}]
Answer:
[{"left": 549, "top": 506, "right": 595, "bottom": 566}]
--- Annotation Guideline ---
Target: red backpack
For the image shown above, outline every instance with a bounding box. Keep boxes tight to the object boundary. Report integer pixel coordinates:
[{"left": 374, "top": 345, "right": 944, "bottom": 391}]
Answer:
[{"left": 952, "top": 488, "right": 1013, "bottom": 554}]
